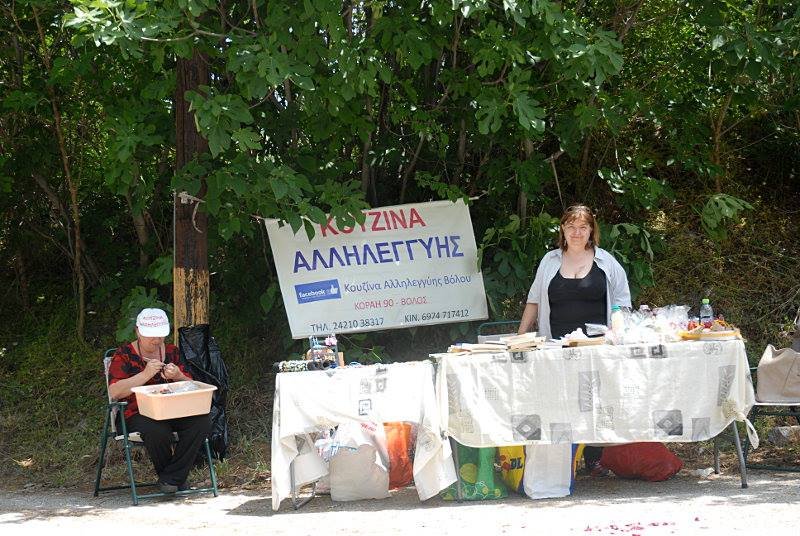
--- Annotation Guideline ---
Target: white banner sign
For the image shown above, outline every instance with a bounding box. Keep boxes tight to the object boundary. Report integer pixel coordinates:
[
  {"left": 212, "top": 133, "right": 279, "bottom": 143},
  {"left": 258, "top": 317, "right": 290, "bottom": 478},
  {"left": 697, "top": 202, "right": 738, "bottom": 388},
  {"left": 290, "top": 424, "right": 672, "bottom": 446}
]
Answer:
[{"left": 264, "top": 199, "right": 488, "bottom": 338}]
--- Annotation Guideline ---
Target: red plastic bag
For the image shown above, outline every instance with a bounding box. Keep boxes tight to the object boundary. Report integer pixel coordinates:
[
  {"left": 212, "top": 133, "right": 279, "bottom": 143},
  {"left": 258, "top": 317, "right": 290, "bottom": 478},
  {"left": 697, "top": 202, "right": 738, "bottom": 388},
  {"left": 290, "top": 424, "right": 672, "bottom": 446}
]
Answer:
[
  {"left": 599, "top": 443, "right": 683, "bottom": 481},
  {"left": 384, "top": 422, "right": 415, "bottom": 489}
]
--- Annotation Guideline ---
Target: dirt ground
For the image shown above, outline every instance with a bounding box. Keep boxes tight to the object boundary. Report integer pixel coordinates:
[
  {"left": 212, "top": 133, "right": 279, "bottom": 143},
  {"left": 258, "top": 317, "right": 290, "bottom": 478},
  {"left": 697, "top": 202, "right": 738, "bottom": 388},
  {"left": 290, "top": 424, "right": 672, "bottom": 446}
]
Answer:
[{"left": 2, "top": 465, "right": 799, "bottom": 536}]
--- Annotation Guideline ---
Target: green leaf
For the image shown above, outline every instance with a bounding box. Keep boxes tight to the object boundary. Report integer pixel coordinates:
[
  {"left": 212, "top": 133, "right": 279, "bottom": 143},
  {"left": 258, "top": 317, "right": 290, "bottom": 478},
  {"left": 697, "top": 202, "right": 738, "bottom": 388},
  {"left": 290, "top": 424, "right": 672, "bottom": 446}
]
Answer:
[
  {"left": 259, "top": 284, "right": 279, "bottom": 314},
  {"left": 232, "top": 128, "right": 263, "bottom": 150},
  {"left": 146, "top": 255, "right": 173, "bottom": 285},
  {"left": 476, "top": 95, "right": 503, "bottom": 134},
  {"left": 307, "top": 205, "right": 328, "bottom": 225},
  {"left": 302, "top": 218, "right": 316, "bottom": 240},
  {"left": 512, "top": 93, "right": 546, "bottom": 133},
  {"left": 271, "top": 178, "right": 288, "bottom": 200},
  {"left": 207, "top": 125, "right": 230, "bottom": 157}
]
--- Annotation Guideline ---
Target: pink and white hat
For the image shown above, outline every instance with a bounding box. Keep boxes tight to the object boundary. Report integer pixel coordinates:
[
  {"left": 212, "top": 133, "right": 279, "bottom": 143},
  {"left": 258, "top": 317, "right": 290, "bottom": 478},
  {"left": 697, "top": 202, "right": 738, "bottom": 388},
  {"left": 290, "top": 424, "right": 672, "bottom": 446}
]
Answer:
[{"left": 136, "top": 308, "right": 170, "bottom": 337}]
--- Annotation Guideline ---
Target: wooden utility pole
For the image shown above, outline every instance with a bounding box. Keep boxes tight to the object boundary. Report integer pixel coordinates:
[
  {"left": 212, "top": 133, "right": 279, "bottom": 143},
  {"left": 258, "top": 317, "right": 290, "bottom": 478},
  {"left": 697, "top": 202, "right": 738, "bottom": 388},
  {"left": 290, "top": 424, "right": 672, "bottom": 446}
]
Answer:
[{"left": 173, "top": 50, "right": 210, "bottom": 340}]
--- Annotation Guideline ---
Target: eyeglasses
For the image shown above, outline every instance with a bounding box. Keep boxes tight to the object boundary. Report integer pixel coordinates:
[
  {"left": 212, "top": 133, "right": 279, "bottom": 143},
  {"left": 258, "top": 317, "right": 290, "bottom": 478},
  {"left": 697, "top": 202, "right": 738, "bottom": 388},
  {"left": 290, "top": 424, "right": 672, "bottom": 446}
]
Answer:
[{"left": 564, "top": 224, "right": 590, "bottom": 234}]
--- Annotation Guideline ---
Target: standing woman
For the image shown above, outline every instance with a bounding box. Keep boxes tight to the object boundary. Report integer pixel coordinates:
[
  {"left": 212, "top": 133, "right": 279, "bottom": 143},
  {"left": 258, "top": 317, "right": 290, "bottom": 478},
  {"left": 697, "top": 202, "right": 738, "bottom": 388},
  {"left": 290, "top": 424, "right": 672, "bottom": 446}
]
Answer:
[
  {"left": 108, "top": 308, "right": 211, "bottom": 493},
  {"left": 517, "top": 204, "right": 631, "bottom": 473},
  {"left": 518, "top": 204, "right": 631, "bottom": 340}
]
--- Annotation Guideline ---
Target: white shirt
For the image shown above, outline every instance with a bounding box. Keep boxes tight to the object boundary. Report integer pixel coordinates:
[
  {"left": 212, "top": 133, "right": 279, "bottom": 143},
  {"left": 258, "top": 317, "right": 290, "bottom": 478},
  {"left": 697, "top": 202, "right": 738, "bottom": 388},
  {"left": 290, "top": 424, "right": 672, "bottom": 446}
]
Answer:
[{"left": 526, "top": 247, "right": 632, "bottom": 339}]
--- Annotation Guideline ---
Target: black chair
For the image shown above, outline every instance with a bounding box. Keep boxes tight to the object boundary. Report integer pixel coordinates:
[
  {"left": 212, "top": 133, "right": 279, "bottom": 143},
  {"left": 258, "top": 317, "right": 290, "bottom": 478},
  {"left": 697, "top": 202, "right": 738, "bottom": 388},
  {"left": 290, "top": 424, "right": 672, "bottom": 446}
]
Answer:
[
  {"left": 93, "top": 348, "right": 219, "bottom": 505},
  {"left": 476, "top": 320, "right": 521, "bottom": 342}
]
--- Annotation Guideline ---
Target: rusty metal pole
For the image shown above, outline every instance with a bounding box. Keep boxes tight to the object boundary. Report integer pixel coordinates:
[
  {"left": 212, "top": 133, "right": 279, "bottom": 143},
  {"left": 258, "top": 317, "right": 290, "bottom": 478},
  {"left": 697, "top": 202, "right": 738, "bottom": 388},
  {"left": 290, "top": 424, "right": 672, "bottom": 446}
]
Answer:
[{"left": 173, "top": 50, "right": 210, "bottom": 341}]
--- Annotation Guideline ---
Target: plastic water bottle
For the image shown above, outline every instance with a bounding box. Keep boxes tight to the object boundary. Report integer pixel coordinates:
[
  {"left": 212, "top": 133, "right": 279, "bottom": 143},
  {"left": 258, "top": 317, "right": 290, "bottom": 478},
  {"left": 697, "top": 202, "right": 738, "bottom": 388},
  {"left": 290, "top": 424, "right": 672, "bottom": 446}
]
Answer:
[
  {"left": 699, "top": 298, "right": 714, "bottom": 327},
  {"left": 611, "top": 305, "right": 625, "bottom": 333}
]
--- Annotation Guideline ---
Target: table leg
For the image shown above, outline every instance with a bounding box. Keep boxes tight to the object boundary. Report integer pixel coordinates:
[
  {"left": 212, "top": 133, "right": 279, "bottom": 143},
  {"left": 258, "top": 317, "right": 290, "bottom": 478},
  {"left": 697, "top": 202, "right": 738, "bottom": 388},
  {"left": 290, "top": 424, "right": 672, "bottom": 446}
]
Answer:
[
  {"left": 290, "top": 460, "right": 317, "bottom": 509},
  {"left": 449, "top": 437, "right": 463, "bottom": 502},
  {"left": 729, "top": 421, "right": 748, "bottom": 489}
]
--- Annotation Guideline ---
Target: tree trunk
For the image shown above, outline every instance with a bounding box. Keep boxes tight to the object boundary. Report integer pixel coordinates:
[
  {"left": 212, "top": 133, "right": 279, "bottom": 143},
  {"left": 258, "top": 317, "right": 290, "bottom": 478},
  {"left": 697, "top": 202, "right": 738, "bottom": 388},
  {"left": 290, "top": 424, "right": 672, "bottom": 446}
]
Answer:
[
  {"left": 32, "top": 172, "right": 101, "bottom": 285},
  {"left": 14, "top": 248, "right": 30, "bottom": 309},
  {"left": 711, "top": 93, "right": 733, "bottom": 193},
  {"left": 399, "top": 133, "right": 425, "bottom": 204},
  {"left": 174, "top": 50, "right": 210, "bottom": 340},
  {"left": 33, "top": 7, "right": 86, "bottom": 341},
  {"left": 125, "top": 188, "right": 151, "bottom": 269},
  {"left": 360, "top": 95, "right": 373, "bottom": 202},
  {"left": 519, "top": 139, "right": 536, "bottom": 224},
  {"left": 453, "top": 118, "right": 467, "bottom": 187}
]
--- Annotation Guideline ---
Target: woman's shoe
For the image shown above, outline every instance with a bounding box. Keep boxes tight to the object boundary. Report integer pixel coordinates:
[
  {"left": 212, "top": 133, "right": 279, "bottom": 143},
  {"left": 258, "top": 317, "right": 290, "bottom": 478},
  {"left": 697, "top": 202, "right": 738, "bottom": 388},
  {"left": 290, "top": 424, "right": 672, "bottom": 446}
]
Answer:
[
  {"left": 588, "top": 461, "right": 609, "bottom": 477},
  {"left": 158, "top": 480, "right": 178, "bottom": 493}
]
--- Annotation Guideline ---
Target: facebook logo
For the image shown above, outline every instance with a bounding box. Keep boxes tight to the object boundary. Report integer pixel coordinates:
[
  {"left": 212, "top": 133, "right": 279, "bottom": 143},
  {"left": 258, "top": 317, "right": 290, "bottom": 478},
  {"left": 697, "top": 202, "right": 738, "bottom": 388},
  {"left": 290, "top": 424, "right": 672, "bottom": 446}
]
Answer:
[{"left": 295, "top": 279, "right": 341, "bottom": 304}]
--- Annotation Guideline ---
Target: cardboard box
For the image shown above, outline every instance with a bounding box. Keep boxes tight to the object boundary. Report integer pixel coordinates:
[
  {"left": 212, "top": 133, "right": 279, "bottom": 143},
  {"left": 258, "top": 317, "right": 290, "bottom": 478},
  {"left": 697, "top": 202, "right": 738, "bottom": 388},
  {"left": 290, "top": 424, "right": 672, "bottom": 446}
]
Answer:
[{"left": 131, "top": 380, "right": 217, "bottom": 420}]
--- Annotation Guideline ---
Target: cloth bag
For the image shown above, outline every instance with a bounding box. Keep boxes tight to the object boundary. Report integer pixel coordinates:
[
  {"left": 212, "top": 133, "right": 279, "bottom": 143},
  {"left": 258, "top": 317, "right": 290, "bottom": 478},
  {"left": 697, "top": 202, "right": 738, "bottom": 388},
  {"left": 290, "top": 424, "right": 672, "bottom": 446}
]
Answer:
[
  {"left": 328, "top": 421, "right": 390, "bottom": 501},
  {"left": 522, "top": 443, "right": 578, "bottom": 499},
  {"left": 756, "top": 345, "right": 800, "bottom": 402}
]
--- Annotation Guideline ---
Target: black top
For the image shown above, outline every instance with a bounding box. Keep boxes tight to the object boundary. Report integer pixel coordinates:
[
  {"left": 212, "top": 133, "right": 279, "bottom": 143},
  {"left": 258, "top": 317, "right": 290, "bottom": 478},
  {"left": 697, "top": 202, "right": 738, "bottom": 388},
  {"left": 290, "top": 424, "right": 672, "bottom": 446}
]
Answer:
[{"left": 548, "top": 262, "right": 608, "bottom": 339}]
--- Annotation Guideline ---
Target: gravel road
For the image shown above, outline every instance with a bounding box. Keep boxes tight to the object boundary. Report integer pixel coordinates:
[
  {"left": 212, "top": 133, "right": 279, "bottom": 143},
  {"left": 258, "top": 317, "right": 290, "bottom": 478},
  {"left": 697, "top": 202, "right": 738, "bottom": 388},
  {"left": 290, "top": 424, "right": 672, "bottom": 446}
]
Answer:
[{"left": 2, "top": 469, "right": 799, "bottom": 535}]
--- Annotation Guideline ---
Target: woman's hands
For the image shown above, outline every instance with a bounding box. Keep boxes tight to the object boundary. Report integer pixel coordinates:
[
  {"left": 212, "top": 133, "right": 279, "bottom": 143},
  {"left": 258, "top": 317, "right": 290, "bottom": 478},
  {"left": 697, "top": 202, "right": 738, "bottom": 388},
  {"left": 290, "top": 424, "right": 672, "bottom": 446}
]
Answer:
[
  {"left": 142, "top": 360, "right": 186, "bottom": 382},
  {"left": 109, "top": 358, "right": 188, "bottom": 401},
  {"left": 162, "top": 362, "right": 183, "bottom": 381},
  {"left": 143, "top": 358, "right": 165, "bottom": 380}
]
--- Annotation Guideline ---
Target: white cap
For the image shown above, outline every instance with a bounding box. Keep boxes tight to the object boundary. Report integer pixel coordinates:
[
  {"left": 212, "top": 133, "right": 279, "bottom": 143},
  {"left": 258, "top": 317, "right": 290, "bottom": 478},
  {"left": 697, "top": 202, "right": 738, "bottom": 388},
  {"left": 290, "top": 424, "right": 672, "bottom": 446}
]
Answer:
[{"left": 136, "top": 308, "right": 170, "bottom": 337}]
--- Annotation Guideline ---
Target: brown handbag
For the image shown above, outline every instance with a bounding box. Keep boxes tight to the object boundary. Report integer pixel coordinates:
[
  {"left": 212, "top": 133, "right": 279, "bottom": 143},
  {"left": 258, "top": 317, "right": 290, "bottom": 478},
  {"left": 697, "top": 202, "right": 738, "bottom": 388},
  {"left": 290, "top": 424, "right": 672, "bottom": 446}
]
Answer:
[{"left": 756, "top": 344, "right": 800, "bottom": 403}]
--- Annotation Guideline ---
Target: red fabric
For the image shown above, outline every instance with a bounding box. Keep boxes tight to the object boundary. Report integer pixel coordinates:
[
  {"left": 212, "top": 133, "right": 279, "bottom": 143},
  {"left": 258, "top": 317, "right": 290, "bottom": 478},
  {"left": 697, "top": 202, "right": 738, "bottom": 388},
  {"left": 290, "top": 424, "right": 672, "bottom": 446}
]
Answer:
[
  {"left": 107, "top": 343, "right": 192, "bottom": 419},
  {"left": 384, "top": 422, "right": 414, "bottom": 489},
  {"left": 599, "top": 443, "right": 683, "bottom": 482}
]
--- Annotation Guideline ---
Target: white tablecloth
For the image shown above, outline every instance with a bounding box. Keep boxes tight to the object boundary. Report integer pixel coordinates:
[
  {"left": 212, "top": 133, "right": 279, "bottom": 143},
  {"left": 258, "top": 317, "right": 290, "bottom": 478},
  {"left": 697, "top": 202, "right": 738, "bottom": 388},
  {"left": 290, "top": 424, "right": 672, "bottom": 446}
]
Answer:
[
  {"left": 271, "top": 361, "right": 456, "bottom": 510},
  {"left": 435, "top": 340, "right": 756, "bottom": 448}
]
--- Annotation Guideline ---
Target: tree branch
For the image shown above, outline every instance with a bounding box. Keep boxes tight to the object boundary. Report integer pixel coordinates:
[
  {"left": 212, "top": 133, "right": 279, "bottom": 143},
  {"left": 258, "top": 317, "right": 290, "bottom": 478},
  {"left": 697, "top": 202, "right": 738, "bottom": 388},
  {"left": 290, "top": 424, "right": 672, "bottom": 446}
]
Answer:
[{"left": 399, "top": 133, "right": 425, "bottom": 204}]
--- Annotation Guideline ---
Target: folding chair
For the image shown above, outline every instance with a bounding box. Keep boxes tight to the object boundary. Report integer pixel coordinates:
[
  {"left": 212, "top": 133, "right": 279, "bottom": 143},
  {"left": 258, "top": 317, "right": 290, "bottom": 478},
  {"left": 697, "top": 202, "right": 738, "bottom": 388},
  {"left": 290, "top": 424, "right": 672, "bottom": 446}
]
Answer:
[
  {"left": 739, "top": 312, "right": 800, "bottom": 472},
  {"left": 741, "top": 367, "right": 800, "bottom": 472},
  {"left": 476, "top": 320, "right": 520, "bottom": 343},
  {"left": 93, "top": 348, "right": 219, "bottom": 505}
]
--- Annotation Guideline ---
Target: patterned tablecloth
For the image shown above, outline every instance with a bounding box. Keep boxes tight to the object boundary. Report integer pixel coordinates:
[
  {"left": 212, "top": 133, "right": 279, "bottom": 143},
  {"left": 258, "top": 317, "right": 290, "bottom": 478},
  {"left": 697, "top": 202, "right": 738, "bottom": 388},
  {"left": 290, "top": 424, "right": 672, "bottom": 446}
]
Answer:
[
  {"left": 435, "top": 340, "right": 757, "bottom": 448},
  {"left": 271, "top": 361, "right": 456, "bottom": 511}
]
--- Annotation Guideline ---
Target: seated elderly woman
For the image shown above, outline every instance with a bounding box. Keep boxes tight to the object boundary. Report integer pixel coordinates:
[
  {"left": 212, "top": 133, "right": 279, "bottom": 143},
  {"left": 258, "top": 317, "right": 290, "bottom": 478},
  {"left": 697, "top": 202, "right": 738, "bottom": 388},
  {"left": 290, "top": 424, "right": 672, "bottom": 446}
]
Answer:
[{"left": 108, "top": 308, "right": 211, "bottom": 493}]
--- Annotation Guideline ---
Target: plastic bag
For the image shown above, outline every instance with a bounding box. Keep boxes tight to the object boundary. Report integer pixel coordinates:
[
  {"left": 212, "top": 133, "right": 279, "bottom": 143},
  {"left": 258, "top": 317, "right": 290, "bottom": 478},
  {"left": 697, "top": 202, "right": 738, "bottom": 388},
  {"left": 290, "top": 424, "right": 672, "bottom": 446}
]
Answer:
[
  {"left": 178, "top": 324, "right": 229, "bottom": 460},
  {"left": 599, "top": 443, "right": 683, "bottom": 481},
  {"left": 384, "top": 422, "right": 416, "bottom": 489},
  {"left": 498, "top": 445, "right": 525, "bottom": 493},
  {"left": 441, "top": 443, "right": 508, "bottom": 501}
]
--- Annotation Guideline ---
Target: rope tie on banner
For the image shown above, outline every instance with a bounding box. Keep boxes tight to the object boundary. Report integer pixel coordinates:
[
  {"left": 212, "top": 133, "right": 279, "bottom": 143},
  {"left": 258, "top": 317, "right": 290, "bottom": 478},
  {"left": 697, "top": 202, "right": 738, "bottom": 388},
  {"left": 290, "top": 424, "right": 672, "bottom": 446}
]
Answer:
[
  {"left": 176, "top": 191, "right": 271, "bottom": 227},
  {"left": 177, "top": 191, "right": 204, "bottom": 233}
]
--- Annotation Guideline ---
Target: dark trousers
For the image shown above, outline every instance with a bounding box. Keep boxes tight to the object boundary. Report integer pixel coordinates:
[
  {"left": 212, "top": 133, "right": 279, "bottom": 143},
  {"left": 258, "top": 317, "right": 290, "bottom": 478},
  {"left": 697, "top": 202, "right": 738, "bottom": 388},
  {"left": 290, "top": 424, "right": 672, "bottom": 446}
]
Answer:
[
  {"left": 584, "top": 445, "right": 604, "bottom": 467},
  {"left": 127, "top": 413, "right": 211, "bottom": 486}
]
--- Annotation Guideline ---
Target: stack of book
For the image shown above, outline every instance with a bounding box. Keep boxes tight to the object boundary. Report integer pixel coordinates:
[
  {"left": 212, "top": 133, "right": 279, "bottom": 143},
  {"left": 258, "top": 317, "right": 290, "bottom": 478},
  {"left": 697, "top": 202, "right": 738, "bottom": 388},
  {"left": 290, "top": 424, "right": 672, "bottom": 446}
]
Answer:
[
  {"left": 446, "top": 333, "right": 546, "bottom": 354},
  {"left": 499, "top": 333, "right": 546, "bottom": 351},
  {"left": 446, "top": 342, "right": 507, "bottom": 354}
]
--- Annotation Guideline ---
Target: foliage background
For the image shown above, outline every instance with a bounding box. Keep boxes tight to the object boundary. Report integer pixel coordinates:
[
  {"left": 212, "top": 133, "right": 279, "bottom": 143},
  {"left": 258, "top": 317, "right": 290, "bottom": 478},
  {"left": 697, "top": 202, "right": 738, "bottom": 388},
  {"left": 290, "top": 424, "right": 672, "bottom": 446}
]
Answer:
[{"left": 1, "top": 0, "right": 798, "bottom": 487}]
